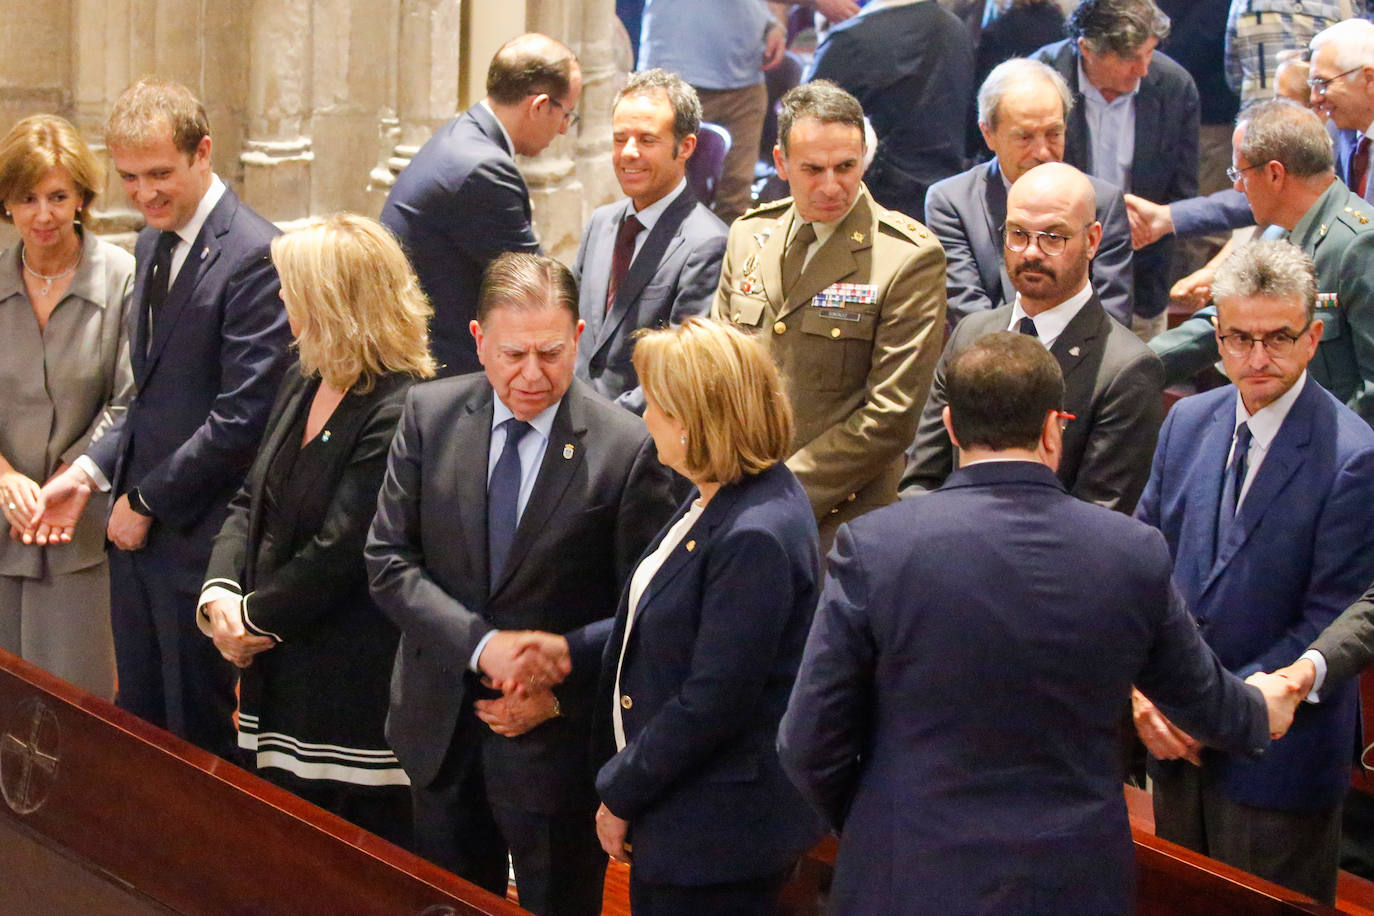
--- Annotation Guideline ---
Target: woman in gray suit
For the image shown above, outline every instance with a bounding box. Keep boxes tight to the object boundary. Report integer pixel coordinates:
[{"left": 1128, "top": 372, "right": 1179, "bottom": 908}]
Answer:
[{"left": 0, "top": 114, "right": 133, "bottom": 698}]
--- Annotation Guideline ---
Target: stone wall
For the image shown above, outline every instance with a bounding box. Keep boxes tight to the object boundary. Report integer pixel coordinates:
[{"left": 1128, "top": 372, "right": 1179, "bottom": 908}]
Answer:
[{"left": 0, "top": 0, "right": 629, "bottom": 261}]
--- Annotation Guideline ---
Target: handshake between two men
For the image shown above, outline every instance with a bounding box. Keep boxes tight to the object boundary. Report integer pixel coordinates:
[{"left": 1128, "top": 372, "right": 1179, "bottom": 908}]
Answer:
[
  {"left": 1133, "top": 662, "right": 1316, "bottom": 766},
  {"left": 472, "top": 629, "right": 573, "bottom": 739}
]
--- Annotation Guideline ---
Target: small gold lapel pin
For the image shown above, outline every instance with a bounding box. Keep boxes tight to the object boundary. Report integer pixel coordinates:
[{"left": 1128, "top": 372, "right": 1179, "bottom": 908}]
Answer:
[
  {"left": 563, "top": 443, "right": 574, "bottom": 459},
  {"left": 685, "top": 540, "right": 696, "bottom": 552},
  {"left": 1069, "top": 346, "right": 1081, "bottom": 357},
  {"left": 851, "top": 231, "right": 864, "bottom": 243}
]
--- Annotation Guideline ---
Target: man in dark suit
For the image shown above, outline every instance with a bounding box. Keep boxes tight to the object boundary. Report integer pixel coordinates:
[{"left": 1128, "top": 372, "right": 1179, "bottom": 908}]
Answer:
[
  {"left": 925, "top": 57, "right": 1134, "bottom": 328},
  {"left": 1033, "top": 0, "right": 1199, "bottom": 339},
  {"left": 380, "top": 33, "right": 580, "bottom": 378},
  {"left": 38, "top": 79, "right": 290, "bottom": 759},
  {"left": 366, "top": 253, "right": 675, "bottom": 916},
  {"left": 1312, "top": 19, "right": 1374, "bottom": 205},
  {"left": 780, "top": 330, "right": 1288, "bottom": 915},
  {"left": 904, "top": 163, "right": 1163, "bottom": 513},
  {"left": 804, "top": 0, "right": 975, "bottom": 220},
  {"left": 1133, "top": 238, "right": 1374, "bottom": 903},
  {"left": 573, "top": 69, "right": 726, "bottom": 414}
]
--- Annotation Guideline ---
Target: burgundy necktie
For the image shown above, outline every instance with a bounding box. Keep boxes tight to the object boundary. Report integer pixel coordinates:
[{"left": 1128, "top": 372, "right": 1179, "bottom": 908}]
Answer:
[
  {"left": 606, "top": 214, "right": 643, "bottom": 313},
  {"left": 1352, "top": 135, "right": 1371, "bottom": 198}
]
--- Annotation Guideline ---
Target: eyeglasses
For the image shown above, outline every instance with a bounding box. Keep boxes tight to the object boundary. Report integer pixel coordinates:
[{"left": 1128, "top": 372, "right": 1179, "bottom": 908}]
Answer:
[
  {"left": 1226, "top": 162, "right": 1265, "bottom": 184},
  {"left": 1306, "top": 66, "right": 1363, "bottom": 95},
  {"left": 1215, "top": 323, "right": 1312, "bottom": 358},
  {"left": 1002, "top": 223, "right": 1091, "bottom": 256},
  {"left": 1054, "top": 410, "right": 1077, "bottom": 431},
  {"left": 550, "top": 97, "right": 581, "bottom": 128}
]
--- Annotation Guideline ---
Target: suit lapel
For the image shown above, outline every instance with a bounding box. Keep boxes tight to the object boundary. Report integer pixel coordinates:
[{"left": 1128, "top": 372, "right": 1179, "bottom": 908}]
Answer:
[
  {"left": 490, "top": 389, "right": 585, "bottom": 597},
  {"left": 759, "top": 208, "right": 789, "bottom": 318},
  {"left": 1063, "top": 53, "right": 1091, "bottom": 173},
  {"left": 129, "top": 229, "right": 158, "bottom": 385},
  {"left": 983, "top": 161, "right": 1011, "bottom": 305},
  {"left": 1184, "top": 404, "right": 1235, "bottom": 601},
  {"left": 1049, "top": 294, "right": 1107, "bottom": 386},
  {"left": 1205, "top": 390, "right": 1312, "bottom": 592},
  {"left": 1132, "top": 81, "right": 1162, "bottom": 180},
  {"left": 596, "top": 193, "right": 695, "bottom": 356},
  {"left": 453, "top": 392, "right": 495, "bottom": 595},
  {"left": 780, "top": 193, "right": 873, "bottom": 318}
]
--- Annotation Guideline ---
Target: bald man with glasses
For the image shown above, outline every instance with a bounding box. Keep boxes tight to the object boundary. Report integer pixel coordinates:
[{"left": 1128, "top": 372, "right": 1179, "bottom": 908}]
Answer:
[{"left": 902, "top": 162, "right": 1164, "bottom": 514}]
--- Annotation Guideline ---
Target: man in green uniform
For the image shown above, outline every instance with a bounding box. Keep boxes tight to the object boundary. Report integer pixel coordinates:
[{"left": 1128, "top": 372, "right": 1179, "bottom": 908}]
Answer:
[
  {"left": 1151, "top": 99, "right": 1374, "bottom": 425},
  {"left": 713, "top": 80, "right": 947, "bottom": 548}
]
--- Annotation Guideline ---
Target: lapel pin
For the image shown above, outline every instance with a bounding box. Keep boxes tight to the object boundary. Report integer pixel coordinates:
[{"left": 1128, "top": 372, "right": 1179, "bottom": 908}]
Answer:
[
  {"left": 1069, "top": 346, "right": 1081, "bottom": 357},
  {"left": 563, "top": 443, "right": 574, "bottom": 459},
  {"left": 851, "top": 231, "right": 864, "bottom": 243},
  {"left": 200, "top": 247, "right": 209, "bottom": 260},
  {"left": 685, "top": 540, "right": 696, "bottom": 552},
  {"left": 321, "top": 430, "right": 331, "bottom": 442}
]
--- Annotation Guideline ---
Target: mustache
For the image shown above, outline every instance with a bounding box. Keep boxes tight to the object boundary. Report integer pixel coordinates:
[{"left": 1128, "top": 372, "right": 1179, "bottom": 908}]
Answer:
[{"left": 1013, "top": 259, "right": 1057, "bottom": 280}]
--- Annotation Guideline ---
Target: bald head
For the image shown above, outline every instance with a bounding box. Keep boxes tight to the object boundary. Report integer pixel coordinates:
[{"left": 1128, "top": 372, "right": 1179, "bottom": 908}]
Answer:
[{"left": 1004, "top": 163, "right": 1102, "bottom": 315}]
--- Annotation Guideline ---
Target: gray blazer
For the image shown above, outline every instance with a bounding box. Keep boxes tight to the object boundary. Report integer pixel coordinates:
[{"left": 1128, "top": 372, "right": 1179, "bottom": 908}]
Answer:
[
  {"left": 0, "top": 232, "right": 134, "bottom": 575},
  {"left": 900, "top": 295, "right": 1164, "bottom": 514},
  {"left": 924, "top": 158, "right": 1134, "bottom": 328},
  {"left": 573, "top": 190, "right": 726, "bottom": 414}
]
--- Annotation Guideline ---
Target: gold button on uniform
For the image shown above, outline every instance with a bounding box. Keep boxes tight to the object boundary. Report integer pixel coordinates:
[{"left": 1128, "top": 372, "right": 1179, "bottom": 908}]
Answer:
[
  {"left": 830, "top": 327, "right": 841, "bottom": 338},
  {"left": 620, "top": 695, "right": 633, "bottom": 709},
  {"left": 773, "top": 321, "right": 787, "bottom": 335}
]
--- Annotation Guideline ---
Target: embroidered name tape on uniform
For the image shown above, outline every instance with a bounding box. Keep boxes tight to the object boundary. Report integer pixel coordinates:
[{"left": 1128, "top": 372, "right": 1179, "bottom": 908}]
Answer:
[{"left": 813, "top": 282, "right": 877, "bottom": 308}]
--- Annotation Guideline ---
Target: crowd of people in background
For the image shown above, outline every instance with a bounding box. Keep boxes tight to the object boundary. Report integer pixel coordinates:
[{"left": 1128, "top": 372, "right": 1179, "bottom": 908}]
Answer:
[{"left": 10, "top": 1, "right": 1374, "bottom": 912}]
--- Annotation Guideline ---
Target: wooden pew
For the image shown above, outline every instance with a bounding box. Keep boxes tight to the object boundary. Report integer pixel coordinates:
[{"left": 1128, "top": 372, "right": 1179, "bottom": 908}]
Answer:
[{"left": 0, "top": 649, "right": 525, "bottom": 916}]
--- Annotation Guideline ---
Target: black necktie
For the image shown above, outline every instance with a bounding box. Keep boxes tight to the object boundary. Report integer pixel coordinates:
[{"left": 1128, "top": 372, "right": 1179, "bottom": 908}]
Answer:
[
  {"left": 1017, "top": 316, "right": 1038, "bottom": 337},
  {"left": 607, "top": 214, "right": 643, "bottom": 313},
  {"left": 1216, "top": 422, "right": 1252, "bottom": 552},
  {"left": 488, "top": 418, "right": 533, "bottom": 585},
  {"left": 144, "top": 230, "right": 180, "bottom": 353}
]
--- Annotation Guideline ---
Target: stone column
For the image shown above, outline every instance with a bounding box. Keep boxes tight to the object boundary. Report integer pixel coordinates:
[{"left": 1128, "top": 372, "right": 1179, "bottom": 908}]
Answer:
[
  {"left": 366, "top": 0, "right": 464, "bottom": 214},
  {"left": 241, "top": 0, "right": 314, "bottom": 223},
  {"left": 573, "top": 0, "right": 626, "bottom": 221}
]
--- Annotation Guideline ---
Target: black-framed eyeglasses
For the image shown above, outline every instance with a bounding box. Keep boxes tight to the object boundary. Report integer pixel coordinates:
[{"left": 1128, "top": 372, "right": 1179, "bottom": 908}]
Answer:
[
  {"left": 1215, "top": 323, "right": 1312, "bottom": 358},
  {"left": 1002, "top": 222, "right": 1092, "bottom": 256},
  {"left": 1226, "top": 162, "right": 1265, "bottom": 183},
  {"left": 1307, "top": 66, "right": 1363, "bottom": 95},
  {"left": 550, "top": 97, "right": 581, "bottom": 128}
]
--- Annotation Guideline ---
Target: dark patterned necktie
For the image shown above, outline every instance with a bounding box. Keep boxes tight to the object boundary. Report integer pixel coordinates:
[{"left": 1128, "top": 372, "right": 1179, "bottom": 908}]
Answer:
[
  {"left": 488, "top": 418, "right": 533, "bottom": 585},
  {"left": 144, "top": 230, "right": 179, "bottom": 353},
  {"left": 1216, "top": 422, "right": 1252, "bottom": 554},
  {"left": 1017, "top": 316, "right": 1038, "bottom": 337},
  {"left": 607, "top": 214, "right": 643, "bottom": 313}
]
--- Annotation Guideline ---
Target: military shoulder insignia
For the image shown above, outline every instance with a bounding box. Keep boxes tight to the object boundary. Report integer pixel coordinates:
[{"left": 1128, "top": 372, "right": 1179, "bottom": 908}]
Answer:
[
  {"left": 742, "top": 197, "right": 792, "bottom": 218},
  {"left": 851, "top": 231, "right": 865, "bottom": 243},
  {"left": 878, "top": 211, "right": 934, "bottom": 245}
]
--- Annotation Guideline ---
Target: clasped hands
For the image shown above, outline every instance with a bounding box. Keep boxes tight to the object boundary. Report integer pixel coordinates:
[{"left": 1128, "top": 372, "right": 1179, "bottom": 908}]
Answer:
[
  {"left": 4, "top": 463, "right": 92, "bottom": 546},
  {"left": 203, "top": 596, "right": 275, "bottom": 668},
  {"left": 474, "top": 630, "right": 570, "bottom": 740},
  {"left": 1131, "top": 660, "right": 1316, "bottom": 764}
]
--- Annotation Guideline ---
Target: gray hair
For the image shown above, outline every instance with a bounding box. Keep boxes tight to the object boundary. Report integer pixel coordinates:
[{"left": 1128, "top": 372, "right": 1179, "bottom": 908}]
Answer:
[
  {"left": 1211, "top": 239, "right": 1317, "bottom": 324},
  {"left": 1237, "top": 99, "right": 1334, "bottom": 179},
  {"left": 978, "top": 58, "right": 1074, "bottom": 130},
  {"left": 614, "top": 69, "right": 702, "bottom": 148},
  {"left": 777, "top": 80, "right": 866, "bottom": 155},
  {"left": 1311, "top": 18, "right": 1374, "bottom": 73},
  {"left": 1068, "top": 0, "right": 1171, "bottom": 58}
]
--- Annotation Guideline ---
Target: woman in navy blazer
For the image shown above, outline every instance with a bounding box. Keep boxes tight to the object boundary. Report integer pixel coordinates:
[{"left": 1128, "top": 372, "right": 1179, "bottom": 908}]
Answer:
[{"left": 593, "top": 318, "right": 823, "bottom": 915}]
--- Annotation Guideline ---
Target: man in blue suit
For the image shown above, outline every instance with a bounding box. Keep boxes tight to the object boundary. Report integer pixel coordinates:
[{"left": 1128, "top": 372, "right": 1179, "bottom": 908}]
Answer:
[
  {"left": 40, "top": 78, "right": 291, "bottom": 759},
  {"left": 573, "top": 69, "right": 726, "bottom": 414},
  {"left": 1034, "top": 0, "right": 1199, "bottom": 339},
  {"left": 381, "top": 33, "right": 580, "bottom": 378},
  {"left": 925, "top": 57, "right": 1135, "bottom": 328},
  {"left": 1134, "top": 238, "right": 1374, "bottom": 903},
  {"left": 779, "top": 330, "right": 1288, "bottom": 915}
]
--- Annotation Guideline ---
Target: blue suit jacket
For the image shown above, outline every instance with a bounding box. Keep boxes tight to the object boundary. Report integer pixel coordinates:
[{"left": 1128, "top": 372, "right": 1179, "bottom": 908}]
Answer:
[
  {"left": 380, "top": 104, "right": 542, "bottom": 377},
  {"left": 806, "top": 0, "right": 975, "bottom": 219},
  {"left": 593, "top": 463, "right": 823, "bottom": 884},
  {"left": 780, "top": 461, "right": 1267, "bottom": 915},
  {"left": 1137, "top": 378, "right": 1374, "bottom": 811},
  {"left": 573, "top": 190, "right": 726, "bottom": 414},
  {"left": 87, "top": 186, "right": 290, "bottom": 567},
  {"left": 1034, "top": 39, "right": 1200, "bottom": 320},
  {"left": 924, "top": 158, "right": 1134, "bottom": 327}
]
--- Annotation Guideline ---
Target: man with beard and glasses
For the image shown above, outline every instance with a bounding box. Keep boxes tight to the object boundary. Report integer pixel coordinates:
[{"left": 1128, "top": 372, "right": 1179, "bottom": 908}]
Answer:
[{"left": 901, "top": 162, "right": 1164, "bottom": 514}]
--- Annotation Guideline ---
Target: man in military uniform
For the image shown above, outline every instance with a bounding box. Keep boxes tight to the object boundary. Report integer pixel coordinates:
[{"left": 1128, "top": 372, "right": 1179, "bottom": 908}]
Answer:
[
  {"left": 1150, "top": 99, "right": 1374, "bottom": 425},
  {"left": 713, "top": 80, "right": 947, "bottom": 548}
]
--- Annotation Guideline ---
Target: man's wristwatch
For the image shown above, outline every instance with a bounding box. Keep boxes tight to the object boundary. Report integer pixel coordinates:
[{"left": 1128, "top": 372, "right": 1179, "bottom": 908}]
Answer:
[{"left": 127, "top": 487, "right": 155, "bottom": 518}]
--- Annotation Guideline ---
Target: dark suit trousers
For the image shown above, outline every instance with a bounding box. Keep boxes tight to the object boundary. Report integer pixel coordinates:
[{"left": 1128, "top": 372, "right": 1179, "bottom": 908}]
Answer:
[
  {"left": 629, "top": 866, "right": 792, "bottom": 916},
  {"left": 1153, "top": 762, "right": 1342, "bottom": 904},
  {"left": 109, "top": 545, "right": 238, "bottom": 760},
  {"left": 412, "top": 725, "right": 606, "bottom": 916}
]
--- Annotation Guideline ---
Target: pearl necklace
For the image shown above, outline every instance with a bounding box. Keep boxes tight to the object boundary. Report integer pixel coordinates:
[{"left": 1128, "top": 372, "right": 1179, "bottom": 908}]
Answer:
[{"left": 22, "top": 245, "right": 81, "bottom": 297}]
